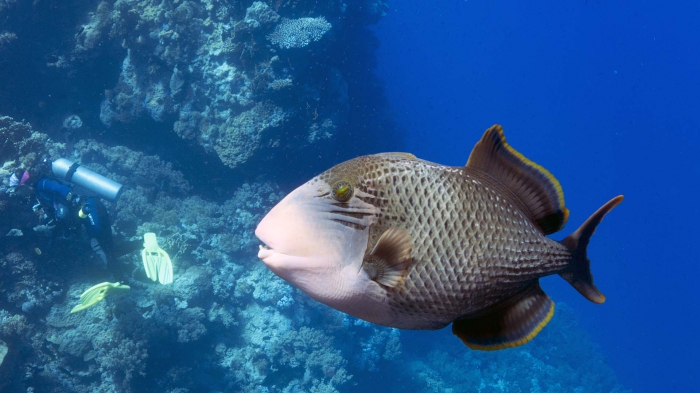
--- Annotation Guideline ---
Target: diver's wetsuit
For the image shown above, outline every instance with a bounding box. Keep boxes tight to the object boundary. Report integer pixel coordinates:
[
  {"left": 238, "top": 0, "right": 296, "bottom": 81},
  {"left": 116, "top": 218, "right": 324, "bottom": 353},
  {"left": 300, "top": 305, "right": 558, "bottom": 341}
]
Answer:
[{"left": 35, "top": 177, "right": 114, "bottom": 266}]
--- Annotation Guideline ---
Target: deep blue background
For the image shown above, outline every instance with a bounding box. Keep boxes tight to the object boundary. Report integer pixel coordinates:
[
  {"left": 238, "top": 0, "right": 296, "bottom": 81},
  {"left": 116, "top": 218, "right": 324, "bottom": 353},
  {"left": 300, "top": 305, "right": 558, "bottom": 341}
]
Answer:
[{"left": 373, "top": 1, "right": 699, "bottom": 391}]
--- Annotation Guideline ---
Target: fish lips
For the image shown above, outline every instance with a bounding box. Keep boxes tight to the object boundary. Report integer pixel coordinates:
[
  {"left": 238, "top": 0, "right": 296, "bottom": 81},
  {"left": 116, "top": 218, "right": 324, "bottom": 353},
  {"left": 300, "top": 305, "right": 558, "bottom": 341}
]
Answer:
[
  {"left": 254, "top": 183, "right": 322, "bottom": 267},
  {"left": 254, "top": 181, "right": 363, "bottom": 272},
  {"left": 257, "top": 244, "right": 275, "bottom": 261},
  {"left": 255, "top": 225, "right": 281, "bottom": 268}
]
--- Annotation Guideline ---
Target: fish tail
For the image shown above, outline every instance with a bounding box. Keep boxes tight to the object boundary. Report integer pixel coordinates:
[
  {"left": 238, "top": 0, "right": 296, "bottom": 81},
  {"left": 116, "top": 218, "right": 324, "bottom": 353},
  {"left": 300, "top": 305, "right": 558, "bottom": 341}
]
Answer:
[{"left": 559, "top": 196, "right": 624, "bottom": 304}]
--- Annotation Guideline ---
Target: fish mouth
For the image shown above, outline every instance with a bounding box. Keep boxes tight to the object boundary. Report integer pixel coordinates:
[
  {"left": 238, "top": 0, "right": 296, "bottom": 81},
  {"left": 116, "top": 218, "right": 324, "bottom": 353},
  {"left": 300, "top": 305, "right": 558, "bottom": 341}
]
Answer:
[{"left": 257, "top": 244, "right": 275, "bottom": 261}]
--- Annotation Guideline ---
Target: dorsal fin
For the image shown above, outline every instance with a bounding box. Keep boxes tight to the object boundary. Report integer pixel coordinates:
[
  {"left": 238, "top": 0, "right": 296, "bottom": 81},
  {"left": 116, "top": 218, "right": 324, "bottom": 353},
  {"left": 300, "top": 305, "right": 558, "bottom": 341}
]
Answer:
[
  {"left": 374, "top": 152, "right": 417, "bottom": 160},
  {"left": 466, "top": 125, "right": 569, "bottom": 234},
  {"left": 362, "top": 227, "right": 413, "bottom": 288}
]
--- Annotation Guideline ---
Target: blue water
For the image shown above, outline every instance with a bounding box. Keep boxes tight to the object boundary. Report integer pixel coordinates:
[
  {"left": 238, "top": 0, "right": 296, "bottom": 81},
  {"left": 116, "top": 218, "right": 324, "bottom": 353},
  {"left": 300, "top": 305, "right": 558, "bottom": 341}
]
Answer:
[
  {"left": 0, "top": 0, "right": 695, "bottom": 391},
  {"left": 373, "top": 1, "right": 700, "bottom": 391}
]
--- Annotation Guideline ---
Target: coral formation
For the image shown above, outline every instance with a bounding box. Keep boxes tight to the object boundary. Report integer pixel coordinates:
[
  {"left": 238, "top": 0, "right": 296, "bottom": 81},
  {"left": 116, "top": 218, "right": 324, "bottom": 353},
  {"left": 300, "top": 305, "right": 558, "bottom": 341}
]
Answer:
[
  {"left": 0, "top": 116, "right": 64, "bottom": 169},
  {"left": 81, "top": 0, "right": 346, "bottom": 171},
  {"left": 267, "top": 17, "right": 332, "bottom": 49},
  {"left": 0, "top": 0, "right": 397, "bottom": 174}
]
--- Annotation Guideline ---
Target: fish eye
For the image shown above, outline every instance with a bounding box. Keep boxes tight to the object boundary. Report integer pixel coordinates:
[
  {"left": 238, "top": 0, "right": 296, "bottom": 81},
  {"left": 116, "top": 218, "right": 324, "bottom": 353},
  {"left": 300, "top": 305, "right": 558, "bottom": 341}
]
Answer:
[{"left": 331, "top": 181, "right": 353, "bottom": 202}]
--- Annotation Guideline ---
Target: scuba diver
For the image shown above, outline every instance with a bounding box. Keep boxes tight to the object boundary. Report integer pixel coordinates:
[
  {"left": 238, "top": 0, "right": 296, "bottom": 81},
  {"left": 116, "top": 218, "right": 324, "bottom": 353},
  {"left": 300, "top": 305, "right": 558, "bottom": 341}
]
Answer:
[
  {"left": 10, "top": 158, "right": 123, "bottom": 268},
  {"left": 33, "top": 177, "right": 113, "bottom": 266},
  {"left": 5, "top": 159, "right": 174, "bottom": 315}
]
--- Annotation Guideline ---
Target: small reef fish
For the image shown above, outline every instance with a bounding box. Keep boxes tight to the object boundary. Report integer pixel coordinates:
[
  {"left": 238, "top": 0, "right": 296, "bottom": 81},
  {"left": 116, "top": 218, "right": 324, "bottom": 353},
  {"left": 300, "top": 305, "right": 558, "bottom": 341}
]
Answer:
[{"left": 256, "top": 125, "right": 623, "bottom": 350}]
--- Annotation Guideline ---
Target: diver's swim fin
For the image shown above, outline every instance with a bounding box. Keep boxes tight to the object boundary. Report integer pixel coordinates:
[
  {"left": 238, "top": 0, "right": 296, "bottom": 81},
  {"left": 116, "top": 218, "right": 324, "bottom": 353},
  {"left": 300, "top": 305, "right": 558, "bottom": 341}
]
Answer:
[
  {"left": 70, "top": 282, "right": 130, "bottom": 313},
  {"left": 142, "top": 232, "right": 173, "bottom": 285}
]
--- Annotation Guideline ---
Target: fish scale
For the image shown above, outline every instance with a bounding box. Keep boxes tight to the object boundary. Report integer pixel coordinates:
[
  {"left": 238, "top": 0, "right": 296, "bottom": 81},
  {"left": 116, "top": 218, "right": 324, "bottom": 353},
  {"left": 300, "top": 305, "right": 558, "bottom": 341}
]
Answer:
[
  {"left": 331, "top": 155, "right": 572, "bottom": 329},
  {"left": 257, "top": 125, "right": 622, "bottom": 350}
]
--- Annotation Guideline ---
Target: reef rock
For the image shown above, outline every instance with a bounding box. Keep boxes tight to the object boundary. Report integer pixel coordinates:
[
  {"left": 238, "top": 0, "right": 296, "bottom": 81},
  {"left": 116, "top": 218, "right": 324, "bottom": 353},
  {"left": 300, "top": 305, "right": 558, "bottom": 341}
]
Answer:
[{"left": 0, "top": 338, "right": 7, "bottom": 367}]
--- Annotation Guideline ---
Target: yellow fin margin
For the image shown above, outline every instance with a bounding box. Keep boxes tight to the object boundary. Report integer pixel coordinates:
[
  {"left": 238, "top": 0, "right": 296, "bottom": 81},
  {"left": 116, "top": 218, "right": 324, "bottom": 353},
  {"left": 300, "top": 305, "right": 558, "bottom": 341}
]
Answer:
[
  {"left": 466, "top": 125, "right": 569, "bottom": 234},
  {"left": 492, "top": 126, "right": 567, "bottom": 221},
  {"left": 452, "top": 282, "right": 556, "bottom": 351},
  {"left": 463, "top": 301, "right": 555, "bottom": 351}
]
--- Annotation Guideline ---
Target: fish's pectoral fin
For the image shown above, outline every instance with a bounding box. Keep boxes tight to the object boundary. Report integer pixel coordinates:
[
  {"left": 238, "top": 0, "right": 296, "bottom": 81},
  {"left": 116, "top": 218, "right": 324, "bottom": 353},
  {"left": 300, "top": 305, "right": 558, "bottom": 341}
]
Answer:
[
  {"left": 466, "top": 125, "right": 568, "bottom": 235},
  {"left": 452, "top": 281, "right": 554, "bottom": 351},
  {"left": 362, "top": 227, "right": 413, "bottom": 288}
]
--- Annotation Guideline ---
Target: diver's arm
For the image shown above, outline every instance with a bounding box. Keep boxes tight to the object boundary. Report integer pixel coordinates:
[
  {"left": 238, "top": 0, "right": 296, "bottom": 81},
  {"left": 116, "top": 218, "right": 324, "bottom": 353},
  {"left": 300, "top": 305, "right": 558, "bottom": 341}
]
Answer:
[{"left": 35, "top": 178, "right": 73, "bottom": 202}]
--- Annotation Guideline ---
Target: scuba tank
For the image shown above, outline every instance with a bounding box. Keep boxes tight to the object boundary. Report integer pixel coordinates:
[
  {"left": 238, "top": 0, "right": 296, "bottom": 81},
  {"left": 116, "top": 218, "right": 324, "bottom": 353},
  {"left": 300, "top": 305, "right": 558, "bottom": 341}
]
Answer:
[{"left": 51, "top": 158, "right": 123, "bottom": 202}]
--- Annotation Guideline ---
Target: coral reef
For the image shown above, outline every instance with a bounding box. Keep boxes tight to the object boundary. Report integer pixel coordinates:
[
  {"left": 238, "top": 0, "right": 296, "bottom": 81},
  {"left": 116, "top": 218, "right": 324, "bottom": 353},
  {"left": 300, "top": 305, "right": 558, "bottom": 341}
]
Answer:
[
  {"left": 0, "top": 0, "right": 398, "bottom": 175},
  {"left": 0, "top": 1, "right": 17, "bottom": 54},
  {"left": 67, "top": 0, "right": 382, "bottom": 172},
  {"left": 394, "top": 304, "right": 629, "bottom": 393},
  {"left": 0, "top": 117, "right": 627, "bottom": 392},
  {"left": 0, "top": 116, "right": 64, "bottom": 170},
  {"left": 0, "top": 0, "right": 628, "bottom": 391},
  {"left": 0, "top": 118, "right": 374, "bottom": 392}
]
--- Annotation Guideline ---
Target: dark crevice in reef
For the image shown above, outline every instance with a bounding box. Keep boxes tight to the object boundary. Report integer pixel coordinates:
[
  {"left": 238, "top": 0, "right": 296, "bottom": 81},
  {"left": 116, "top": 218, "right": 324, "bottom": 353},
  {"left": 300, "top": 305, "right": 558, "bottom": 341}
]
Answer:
[
  {"left": 0, "top": 0, "right": 122, "bottom": 132},
  {"left": 240, "top": 26, "right": 403, "bottom": 192},
  {"left": 334, "top": 26, "right": 403, "bottom": 153},
  {"left": 96, "top": 119, "right": 240, "bottom": 202}
]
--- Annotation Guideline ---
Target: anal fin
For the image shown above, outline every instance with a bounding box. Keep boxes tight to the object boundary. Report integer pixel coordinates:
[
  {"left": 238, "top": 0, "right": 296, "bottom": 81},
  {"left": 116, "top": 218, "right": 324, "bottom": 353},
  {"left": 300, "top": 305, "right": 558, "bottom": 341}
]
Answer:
[
  {"left": 452, "top": 282, "right": 555, "bottom": 350},
  {"left": 362, "top": 227, "right": 413, "bottom": 288}
]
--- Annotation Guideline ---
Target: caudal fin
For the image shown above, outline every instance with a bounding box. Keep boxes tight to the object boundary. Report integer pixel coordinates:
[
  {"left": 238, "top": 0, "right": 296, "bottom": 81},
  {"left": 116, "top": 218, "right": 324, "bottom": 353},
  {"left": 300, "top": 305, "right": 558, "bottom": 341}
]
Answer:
[{"left": 559, "top": 196, "right": 624, "bottom": 304}]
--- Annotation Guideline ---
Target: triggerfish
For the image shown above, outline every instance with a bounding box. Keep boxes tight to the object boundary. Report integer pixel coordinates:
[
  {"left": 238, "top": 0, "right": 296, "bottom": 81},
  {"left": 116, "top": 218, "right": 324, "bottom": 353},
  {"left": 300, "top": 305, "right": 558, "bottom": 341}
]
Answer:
[{"left": 256, "top": 125, "right": 623, "bottom": 350}]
